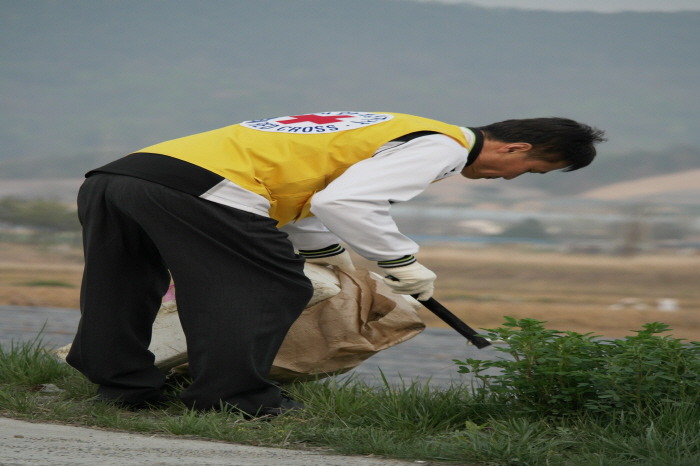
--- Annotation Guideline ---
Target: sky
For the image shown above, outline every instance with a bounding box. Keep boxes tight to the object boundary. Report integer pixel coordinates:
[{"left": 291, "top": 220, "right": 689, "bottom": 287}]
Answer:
[{"left": 409, "top": 0, "right": 700, "bottom": 13}]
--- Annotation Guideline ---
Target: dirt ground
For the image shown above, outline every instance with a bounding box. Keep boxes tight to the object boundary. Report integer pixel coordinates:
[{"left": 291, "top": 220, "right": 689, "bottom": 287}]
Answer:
[
  {"left": 414, "top": 246, "right": 700, "bottom": 340},
  {"left": 1, "top": 241, "right": 698, "bottom": 340},
  {"left": 0, "top": 243, "right": 84, "bottom": 309}
]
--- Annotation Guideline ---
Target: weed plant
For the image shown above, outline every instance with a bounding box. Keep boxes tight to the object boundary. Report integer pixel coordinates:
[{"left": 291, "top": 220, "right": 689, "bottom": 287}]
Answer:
[
  {"left": 1, "top": 321, "right": 699, "bottom": 465},
  {"left": 455, "top": 317, "right": 700, "bottom": 417}
]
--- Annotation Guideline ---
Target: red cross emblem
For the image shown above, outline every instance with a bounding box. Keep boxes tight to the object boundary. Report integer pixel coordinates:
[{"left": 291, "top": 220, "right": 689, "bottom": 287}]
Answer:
[
  {"left": 277, "top": 114, "right": 355, "bottom": 125},
  {"left": 240, "top": 112, "right": 393, "bottom": 133}
]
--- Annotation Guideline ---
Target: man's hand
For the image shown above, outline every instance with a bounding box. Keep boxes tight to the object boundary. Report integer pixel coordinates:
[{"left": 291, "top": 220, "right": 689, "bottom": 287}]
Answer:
[
  {"left": 382, "top": 261, "right": 436, "bottom": 301},
  {"left": 300, "top": 244, "right": 356, "bottom": 273}
]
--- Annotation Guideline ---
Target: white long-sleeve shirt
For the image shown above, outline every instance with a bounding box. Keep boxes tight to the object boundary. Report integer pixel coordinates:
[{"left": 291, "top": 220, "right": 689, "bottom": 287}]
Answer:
[{"left": 280, "top": 132, "right": 473, "bottom": 261}]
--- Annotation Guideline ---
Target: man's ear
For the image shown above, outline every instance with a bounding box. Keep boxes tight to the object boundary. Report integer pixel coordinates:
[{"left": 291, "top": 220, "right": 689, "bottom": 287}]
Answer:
[{"left": 498, "top": 142, "right": 532, "bottom": 153}]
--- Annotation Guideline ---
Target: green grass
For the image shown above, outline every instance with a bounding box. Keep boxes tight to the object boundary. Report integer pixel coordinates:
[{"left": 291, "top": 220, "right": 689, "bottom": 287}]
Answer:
[
  {"left": 1, "top": 333, "right": 698, "bottom": 465},
  {"left": 14, "top": 280, "right": 75, "bottom": 287}
]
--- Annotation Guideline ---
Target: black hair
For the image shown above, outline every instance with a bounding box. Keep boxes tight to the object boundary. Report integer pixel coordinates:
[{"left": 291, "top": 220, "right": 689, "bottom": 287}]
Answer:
[{"left": 477, "top": 117, "right": 606, "bottom": 171}]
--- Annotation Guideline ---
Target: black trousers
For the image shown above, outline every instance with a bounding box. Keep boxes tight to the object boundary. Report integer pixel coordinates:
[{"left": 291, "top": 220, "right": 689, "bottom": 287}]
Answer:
[{"left": 67, "top": 174, "right": 313, "bottom": 413}]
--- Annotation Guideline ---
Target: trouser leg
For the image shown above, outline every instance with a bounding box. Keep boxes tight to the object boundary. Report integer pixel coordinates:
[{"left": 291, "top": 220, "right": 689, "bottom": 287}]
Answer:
[
  {"left": 67, "top": 175, "right": 171, "bottom": 402},
  {"left": 69, "top": 174, "right": 313, "bottom": 413},
  {"left": 128, "top": 186, "right": 313, "bottom": 413},
  {"left": 170, "top": 234, "right": 313, "bottom": 413}
]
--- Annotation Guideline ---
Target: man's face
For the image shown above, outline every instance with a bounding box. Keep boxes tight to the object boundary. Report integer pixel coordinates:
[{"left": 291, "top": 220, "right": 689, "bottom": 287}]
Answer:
[{"left": 461, "top": 148, "right": 569, "bottom": 180}]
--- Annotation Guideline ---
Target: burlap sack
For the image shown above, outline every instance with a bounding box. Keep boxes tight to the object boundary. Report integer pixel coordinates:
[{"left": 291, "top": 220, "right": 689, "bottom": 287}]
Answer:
[
  {"left": 269, "top": 268, "right": 425, "bottom": 382},
  {"left": 54, "top": 266, "right": 425, "bottom": 383}
]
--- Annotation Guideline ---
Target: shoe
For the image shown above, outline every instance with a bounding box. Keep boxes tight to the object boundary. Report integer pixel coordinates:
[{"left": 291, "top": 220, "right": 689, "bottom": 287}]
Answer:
[
  {"left": 186, "top": 395, "right": 305, "bottom": 419},
  {"left": 246, "top": 396, "right": 306, "bottom": 420},
  {"left": 264, "top": 397, "right": 305, "bottom": 415},
  {"left": 93, "top": 393, "right": 177, "bottom": 411}
]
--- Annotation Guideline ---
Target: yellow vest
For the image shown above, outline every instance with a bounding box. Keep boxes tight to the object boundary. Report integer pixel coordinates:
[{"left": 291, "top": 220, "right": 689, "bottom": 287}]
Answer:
[{"left": 139, "top": 112, "right": 469, "bottom": 225}]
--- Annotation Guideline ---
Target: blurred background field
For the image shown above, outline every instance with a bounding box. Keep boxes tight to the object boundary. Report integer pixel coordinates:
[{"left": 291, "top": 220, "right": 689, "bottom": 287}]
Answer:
[
  {"left": 2, "top": 240, "right": 697, "bottom": 341},
  {"left": 415, "top": 246, "right": 698, "bottom": 339},
  {"left": 2, "top": 0, "right": 699, "bottom": 342}
]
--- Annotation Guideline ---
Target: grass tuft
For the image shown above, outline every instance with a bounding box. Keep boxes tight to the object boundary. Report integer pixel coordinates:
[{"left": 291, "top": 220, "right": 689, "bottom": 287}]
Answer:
[
  {"left": 0, "top": 334, "right": 75, "bottom": 385},
  {"left": 14, "top": 280, "right": 75, "bottom": 287}
]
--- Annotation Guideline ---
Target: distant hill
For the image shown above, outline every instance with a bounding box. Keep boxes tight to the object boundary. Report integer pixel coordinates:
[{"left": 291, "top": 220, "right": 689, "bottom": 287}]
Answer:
[
  {"left": 580, "top": 168, "right": 700, "bottom": 202},
  {"left": 510, "top": 145, "right": 700, "bottom": 195},
  {"left": 408, "top": 146, "right": 700, "bottom": 203},
  {"left": 2, "top": 0, "right": 699, "bottom": 184}
]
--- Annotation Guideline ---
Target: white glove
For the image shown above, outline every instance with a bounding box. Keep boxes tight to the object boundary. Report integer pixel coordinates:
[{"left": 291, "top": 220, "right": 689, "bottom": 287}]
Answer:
[
  {"left": 300, "top": 244, "right": 356, "bottom": 273},
  {"left": 382, "top": 261, "right": 436, "bottom": 301}
]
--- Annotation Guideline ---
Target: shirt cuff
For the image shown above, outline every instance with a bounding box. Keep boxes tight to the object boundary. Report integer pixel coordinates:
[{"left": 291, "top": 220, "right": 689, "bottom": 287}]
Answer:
[
  {"left": 377, "top": 255, "right": 416, "bottom": 268},
  {"left": 298, "top": 244, "right": 346, "bottom": 258}
]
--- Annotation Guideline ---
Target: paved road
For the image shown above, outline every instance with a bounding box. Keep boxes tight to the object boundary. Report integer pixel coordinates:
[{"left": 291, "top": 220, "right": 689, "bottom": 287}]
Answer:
[
  {"left": 0, "top": 416, "right": 418, "bottom": 466},
  {"left": 0, "top": 305, "right": 506, "bottom": 387}
]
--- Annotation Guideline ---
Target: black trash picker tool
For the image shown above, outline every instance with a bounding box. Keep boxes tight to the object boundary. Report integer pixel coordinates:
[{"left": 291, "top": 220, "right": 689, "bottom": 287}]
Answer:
[
  {"left": 413, "top": 296, "right": 491, "bottom": 349},
  {"left": 384, "top": 273, "right": 491, "bottom": 349}
]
